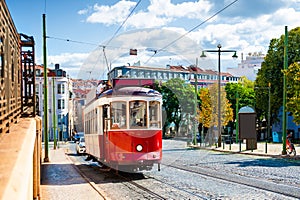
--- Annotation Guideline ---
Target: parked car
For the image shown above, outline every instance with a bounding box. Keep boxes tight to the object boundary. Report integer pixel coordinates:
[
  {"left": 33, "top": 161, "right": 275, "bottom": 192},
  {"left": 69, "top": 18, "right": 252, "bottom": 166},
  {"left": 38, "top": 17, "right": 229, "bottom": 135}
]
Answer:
[
  {"left": 76, "top": 137, "right": 86, "bottom": 155},
  {"left": 73, "top": 132, "right": 84, "bottom": 143}
]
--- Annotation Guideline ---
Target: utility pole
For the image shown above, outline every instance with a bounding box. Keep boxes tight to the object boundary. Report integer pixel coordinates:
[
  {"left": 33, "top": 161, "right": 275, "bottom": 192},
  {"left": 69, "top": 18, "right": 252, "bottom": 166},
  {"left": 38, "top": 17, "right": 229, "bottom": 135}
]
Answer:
[
  {"left": 194, "top": 70, "right": 198, "bottom": 145},
  {"left": 282, "top": 26, "right": 288, "bottom": 155},
  {"left": 43, "top": 14, "right": 49, "bottom": 162},
  {"left": 235, "top": 92, "right": 239, "bottom": 143},
  {"left": 52, "top": 77, "right": 57, "bottom": 149}
]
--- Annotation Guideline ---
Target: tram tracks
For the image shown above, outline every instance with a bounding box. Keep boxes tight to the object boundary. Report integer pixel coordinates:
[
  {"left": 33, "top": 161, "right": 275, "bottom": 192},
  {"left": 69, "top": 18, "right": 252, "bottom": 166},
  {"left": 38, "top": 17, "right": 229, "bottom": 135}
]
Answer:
[
  {"left": 67, "top": 153, "right": 209, "bottom": 199},
  {"left": 161, "top": 162, "right": 300, "bottom": 199},
  {"left": 116, "top": 171, "right": 210, "bottom": 200},
  {"left": 66, "top": 148, "right": 300, "bottom": 199}
]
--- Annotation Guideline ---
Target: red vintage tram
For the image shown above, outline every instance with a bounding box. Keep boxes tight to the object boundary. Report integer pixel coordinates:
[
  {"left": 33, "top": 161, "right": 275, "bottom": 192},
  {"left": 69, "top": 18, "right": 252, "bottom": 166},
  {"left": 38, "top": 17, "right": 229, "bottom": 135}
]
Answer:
[{"left": 83, "top": 80, "right": 162, "bottom": 172}]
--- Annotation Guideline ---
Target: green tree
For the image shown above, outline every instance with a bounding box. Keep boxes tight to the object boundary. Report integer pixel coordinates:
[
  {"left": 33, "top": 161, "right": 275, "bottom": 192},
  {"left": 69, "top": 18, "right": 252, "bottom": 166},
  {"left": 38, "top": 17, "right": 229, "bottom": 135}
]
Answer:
[
  {"left": 255, "top": 27, "right": 300, "bottom": 122},
  {"left": 284, "top": 62, "right": 300, "bottom": 125},
  {"left": 225, "top": 77, "right": 255, "bottom": 121},
  {"left": 156, "top": 78, "right": 196, "bottom": 136}
]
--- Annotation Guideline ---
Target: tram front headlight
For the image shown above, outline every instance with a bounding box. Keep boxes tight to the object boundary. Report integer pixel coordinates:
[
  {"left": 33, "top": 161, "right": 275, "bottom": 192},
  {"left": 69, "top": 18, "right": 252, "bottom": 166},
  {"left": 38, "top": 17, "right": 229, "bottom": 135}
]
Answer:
[{"left": 136, "top": 144, "right": 143, "bottom": 152}]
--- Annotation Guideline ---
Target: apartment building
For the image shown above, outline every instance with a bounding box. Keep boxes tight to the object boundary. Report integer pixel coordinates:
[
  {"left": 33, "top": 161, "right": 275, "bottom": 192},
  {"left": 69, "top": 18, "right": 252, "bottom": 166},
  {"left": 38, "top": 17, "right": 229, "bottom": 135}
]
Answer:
[{"left": 36, "top": 64, "right": 72, "bottom": 141}]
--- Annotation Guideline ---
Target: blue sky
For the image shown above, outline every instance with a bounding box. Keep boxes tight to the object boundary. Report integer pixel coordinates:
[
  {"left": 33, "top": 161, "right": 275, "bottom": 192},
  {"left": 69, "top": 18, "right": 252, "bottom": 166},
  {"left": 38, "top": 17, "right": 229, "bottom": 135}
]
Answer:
[{"left": 6, "top": 0, "right": 300, "bottom": 79}]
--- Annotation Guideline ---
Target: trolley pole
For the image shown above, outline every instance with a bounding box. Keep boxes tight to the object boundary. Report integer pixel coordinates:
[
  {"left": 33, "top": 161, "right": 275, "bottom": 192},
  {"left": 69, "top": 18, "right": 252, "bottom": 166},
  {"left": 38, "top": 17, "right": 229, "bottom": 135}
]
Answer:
[{"left": 43, "top": 14, "right": 49, "bottom": 162}]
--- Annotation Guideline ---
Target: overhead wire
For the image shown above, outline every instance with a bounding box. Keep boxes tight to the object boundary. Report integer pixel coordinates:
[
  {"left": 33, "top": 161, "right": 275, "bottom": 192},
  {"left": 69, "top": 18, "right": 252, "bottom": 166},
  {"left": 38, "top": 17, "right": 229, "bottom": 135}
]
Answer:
[
  {"left": 104, "top": 0, "right": 142, "bottom": 47},
  {"left": 46, "top": 0, "right": 238, "bottom": 77},
  {"left": 103, "top": 0, "right": 142, "bottom": 71},
  {"left": 144, "top": 0, "right": 239, "bottom": 65},
  {"left": 46, "top": 36, "right": 99, "bottom": 46}
]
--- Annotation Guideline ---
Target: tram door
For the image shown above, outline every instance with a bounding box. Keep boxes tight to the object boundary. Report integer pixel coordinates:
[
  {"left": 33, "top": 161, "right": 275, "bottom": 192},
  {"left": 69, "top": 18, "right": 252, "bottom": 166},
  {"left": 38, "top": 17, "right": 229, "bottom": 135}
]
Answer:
[{"left": 102, "top": 104, "right": 110, "bottom": 162}]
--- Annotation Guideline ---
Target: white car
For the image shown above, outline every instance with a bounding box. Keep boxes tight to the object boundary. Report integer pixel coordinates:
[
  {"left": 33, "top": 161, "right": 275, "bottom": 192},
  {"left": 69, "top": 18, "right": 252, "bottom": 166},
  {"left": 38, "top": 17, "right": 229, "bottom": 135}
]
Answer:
[{"left": 76, "top": 137, "right": 86, "bottom": 155}]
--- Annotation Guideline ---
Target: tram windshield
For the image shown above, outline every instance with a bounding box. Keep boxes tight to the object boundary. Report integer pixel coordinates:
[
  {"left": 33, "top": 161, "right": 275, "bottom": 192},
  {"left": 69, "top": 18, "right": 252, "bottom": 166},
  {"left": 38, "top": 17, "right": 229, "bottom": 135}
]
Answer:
[
  {"left": 130, "top": 101, "right": 147, "bottom": 128},
  {"left": 110, "top": 100, "right": 161, "bottom": 129}
]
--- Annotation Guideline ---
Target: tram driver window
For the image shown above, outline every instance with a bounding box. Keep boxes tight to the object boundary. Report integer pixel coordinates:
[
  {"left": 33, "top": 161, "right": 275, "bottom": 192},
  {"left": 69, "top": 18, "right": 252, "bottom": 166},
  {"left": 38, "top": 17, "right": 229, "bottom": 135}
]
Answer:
[
  {"left": 129, "top": 101, "right": 146, "bottom": 128},
  {"left": 111, "top": 102, "right": 126, "bottom": 129},
  {"left": 149, "top": 101, "right": 160, "bottom": 128}
]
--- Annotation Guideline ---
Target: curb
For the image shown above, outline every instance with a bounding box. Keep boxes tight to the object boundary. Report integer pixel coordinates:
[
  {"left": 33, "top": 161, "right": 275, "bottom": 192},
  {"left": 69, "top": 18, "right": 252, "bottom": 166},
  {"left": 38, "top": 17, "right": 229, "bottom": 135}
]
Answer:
[{"left": 189, "top": 145, "right": 300, "bottom": 160}]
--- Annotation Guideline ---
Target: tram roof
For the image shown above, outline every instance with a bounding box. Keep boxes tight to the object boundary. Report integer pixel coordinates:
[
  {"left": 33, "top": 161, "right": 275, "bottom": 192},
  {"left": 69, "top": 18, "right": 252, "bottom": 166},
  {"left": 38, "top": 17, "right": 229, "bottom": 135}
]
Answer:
[{"left": 98, "top": 86, "right": 161, "bottom": 98}]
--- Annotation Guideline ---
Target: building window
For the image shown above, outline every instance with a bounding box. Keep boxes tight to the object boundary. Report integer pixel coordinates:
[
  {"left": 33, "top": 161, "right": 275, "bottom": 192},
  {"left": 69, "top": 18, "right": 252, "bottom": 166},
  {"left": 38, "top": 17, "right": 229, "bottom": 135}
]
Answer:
[
  {"left": 35, "top": 84, "right": 39, "bottom": 94},
  {"left": 145, "top": 71, "right": 150, "bottom": 78},
  {"left": 58, "top": 114, "right": 62, "bottom": 125},
  {"left": 158, "top": 72, "right": 162, "bottom": 79},
  {"left": 151, "top": 72, "right": 157, "bottom": 79},
  {"left": 58, "top": 99, "right": 65, "bottom": 109},
  {"left": 163, "top": 72, "right": 167, "bottom": 80},
  {"left": 57, "top": 84, "right": 65, "bottom": 94}
]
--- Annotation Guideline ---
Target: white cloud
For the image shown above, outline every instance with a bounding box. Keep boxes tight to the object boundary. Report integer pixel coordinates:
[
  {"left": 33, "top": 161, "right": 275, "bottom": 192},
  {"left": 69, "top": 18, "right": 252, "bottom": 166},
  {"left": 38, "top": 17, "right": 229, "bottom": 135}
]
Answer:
[
  {"left": 78, "top": 8, "right": 88, "bottom": 15},
  {"left": 270, "top": 8, "right": 300, "bottom": 26},
  {"left": 145, "top": 0, "right": 212, "bottom": 19},
  {"left": 71, "top": 1, "right": 300, "bottom": 78},
  {"left": 81, "top": 0, "right": 213, "bottom": 29},
  {"left": 85, "top": 1, "right": 137, "bottom": 25},
  {"left": 186, "top": 6, "right": 300, "bottom": 56},
  {"left": 47, "top": 53, "right": 89, "bottom": 78}
]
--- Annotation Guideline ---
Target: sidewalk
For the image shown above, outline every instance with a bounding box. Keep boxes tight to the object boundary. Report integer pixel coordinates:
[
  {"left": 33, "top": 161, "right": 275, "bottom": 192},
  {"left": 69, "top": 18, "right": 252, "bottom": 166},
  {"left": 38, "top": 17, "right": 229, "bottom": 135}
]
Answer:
[
  {"left": 194, "top": 141, "right": 300, "bottom": 160},
  {"left": 40, "top": 143, "right": 105, "bottom": 200}
]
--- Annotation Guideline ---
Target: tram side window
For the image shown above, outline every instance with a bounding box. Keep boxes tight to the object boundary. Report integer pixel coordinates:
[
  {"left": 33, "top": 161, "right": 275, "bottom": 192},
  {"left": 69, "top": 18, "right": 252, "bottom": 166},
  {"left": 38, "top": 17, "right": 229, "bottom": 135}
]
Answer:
[
  {"left": 149, "top": 101, "right": 160, "bottom": 128},
  {"left": 111, "top": 102, "right": 126, "bottom": 129},
  {"left": 129, "top": 101, "right": 146, "bottom": 128}
]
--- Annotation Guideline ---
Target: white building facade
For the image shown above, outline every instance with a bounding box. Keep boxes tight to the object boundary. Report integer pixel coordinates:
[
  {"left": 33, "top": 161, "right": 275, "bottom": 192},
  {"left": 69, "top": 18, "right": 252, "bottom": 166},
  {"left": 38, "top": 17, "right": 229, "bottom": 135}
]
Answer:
[
  {"left": 36, "top": 64, "right": 73, "bottom": 141},
  {"left": 227, "top": 52, "right": 265, "bottom": 81},
  {"left": 108, "top": 65, "right": 240, "bottom": 89}
]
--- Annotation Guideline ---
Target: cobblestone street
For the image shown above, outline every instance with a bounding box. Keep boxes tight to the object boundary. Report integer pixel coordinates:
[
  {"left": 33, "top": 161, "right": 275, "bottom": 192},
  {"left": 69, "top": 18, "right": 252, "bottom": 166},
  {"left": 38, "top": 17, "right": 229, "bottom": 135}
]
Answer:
[{"left": 41, "top": 140, "right": 300, "bottom": 199}]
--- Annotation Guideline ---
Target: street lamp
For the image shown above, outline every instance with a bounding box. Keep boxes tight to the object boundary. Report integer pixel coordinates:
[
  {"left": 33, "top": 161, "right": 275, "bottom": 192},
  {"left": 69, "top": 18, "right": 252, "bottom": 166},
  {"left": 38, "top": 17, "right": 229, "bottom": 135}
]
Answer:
[{"left": 200, "top": 44, "right": 237, "bottom": 146}]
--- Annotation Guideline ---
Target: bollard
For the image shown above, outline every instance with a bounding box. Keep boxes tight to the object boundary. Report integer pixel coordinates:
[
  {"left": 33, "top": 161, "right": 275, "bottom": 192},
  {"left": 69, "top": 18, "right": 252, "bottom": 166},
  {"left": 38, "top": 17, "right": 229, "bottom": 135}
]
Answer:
[
  {"left": 34, "top": 117, "right": 42, "bottom": 199},
  {"left": 222, "top": 139, "right": 225, "bottom": 149}
]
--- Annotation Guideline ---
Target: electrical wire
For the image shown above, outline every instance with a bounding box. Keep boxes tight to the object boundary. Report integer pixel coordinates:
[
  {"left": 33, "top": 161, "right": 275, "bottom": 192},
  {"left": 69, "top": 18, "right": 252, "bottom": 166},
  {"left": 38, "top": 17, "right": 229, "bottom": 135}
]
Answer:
[
  {"left": 46, "top": 36, "right": 100, "bottom": 46},
  {"left": 144, "top": 0, "right": 239, "bottom": 65},
  {"left": 46, "top": 0, "right": 238, "bottom": 74},
  {"left": 105, "top": 0, "right": 142, "bottom": 46}
]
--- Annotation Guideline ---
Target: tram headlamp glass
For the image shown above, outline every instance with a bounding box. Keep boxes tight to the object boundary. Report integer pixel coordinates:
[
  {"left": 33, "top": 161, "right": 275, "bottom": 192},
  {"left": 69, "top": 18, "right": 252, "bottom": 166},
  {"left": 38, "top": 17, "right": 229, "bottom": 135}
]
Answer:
[{"left": 136, "top": 144, "right": 143, "bottom": 152}]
